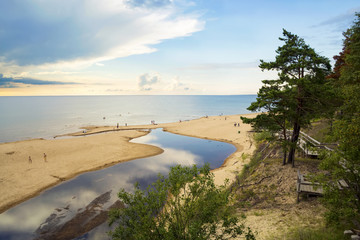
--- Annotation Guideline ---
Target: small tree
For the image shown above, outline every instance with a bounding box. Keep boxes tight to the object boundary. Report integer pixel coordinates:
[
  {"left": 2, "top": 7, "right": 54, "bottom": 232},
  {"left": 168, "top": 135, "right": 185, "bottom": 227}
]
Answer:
[{"left": 108, "top": 164, "right": 255, "bottom": 240}]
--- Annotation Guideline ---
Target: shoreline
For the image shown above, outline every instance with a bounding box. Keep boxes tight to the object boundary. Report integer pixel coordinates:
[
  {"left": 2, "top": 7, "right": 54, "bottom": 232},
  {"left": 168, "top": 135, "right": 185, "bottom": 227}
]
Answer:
[
  {"left": 0, "top": 113, "right": 258, "bottom": 213},
  {"left": 0, "top": 130, "right": 164, "bottom": 214}
]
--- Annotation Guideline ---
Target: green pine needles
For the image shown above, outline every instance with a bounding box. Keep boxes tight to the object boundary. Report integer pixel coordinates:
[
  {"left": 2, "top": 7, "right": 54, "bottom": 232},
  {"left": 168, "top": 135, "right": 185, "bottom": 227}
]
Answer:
[{"left": 242, "top": 29, "right": 333, "bottom": 167}]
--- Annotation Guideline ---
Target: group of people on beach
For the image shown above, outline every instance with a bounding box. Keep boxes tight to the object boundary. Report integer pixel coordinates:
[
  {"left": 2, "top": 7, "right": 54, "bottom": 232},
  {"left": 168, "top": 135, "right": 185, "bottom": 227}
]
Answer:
[
  {"left": 234, "top": 122, "right": 240, "bottom": 127},
  {"left": 115, "top": 123, "right": 127, "bottom": 128},
  {"left": 28, "top": 153, "right": 47, "bottom": 164}
]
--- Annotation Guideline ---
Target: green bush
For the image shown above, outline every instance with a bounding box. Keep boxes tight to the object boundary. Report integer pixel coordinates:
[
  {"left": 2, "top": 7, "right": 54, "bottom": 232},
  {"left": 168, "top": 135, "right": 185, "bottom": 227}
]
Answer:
[
  {"left": 253, "top": 131, "right": 274, "bottom": 143},
  {"left": 108, "top": 164, "right": 255, "bottom": 240}
]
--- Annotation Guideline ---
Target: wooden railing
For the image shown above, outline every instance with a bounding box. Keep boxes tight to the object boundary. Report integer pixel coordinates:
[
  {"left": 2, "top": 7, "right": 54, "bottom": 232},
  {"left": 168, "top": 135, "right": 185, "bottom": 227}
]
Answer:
[{"left": 283, "top": 130, "right": 337, "bottom": 157}]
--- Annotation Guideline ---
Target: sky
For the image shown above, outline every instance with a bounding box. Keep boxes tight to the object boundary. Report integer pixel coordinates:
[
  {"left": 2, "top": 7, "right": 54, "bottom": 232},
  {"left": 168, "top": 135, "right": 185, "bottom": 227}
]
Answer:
[{"left": 0, "top": 0, "right": 359, "bottom": 96}]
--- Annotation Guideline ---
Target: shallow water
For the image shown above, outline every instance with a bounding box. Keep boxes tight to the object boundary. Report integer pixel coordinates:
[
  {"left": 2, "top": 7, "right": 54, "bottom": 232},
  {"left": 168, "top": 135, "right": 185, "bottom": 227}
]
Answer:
[{"left": 0, "top": 128, "right": 236, "bottom": 240}]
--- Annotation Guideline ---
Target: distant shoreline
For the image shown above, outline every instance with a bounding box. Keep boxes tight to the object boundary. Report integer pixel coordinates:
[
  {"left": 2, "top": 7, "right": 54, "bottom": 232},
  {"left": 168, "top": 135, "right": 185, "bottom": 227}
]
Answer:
[
  {"left": 0, "top": 95, "right": 257, "bottom": 143},
  {"left": 0, "top": 113, "right": 258, "bottom": 213}
]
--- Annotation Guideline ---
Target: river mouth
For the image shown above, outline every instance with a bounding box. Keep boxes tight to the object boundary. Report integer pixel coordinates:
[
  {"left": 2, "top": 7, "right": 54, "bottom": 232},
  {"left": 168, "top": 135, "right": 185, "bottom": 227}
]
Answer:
[{"left": 0, "top": 128, "right": 236, "bottom": 240}]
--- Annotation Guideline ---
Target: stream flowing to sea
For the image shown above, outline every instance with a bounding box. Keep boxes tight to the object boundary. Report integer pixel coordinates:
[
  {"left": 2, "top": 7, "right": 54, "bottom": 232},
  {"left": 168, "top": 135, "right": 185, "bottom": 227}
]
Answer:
[{"left": 0, "top": 129, "right": 236, "bottom": 239}]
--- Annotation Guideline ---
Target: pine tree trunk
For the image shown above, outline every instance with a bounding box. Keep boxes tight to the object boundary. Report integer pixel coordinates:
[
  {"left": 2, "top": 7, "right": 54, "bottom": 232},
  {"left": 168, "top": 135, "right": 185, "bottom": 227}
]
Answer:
[
  {"left": 282, "top": 128, "right": 287, "bottom": 165},
  {"left": 288, "top": 83, "right": 303, "bottom": 167},
  {"left": 282, "top": 151, "right": 287, "bottom": 165},
  {"left": 288, "top": 123, "right": 300, "bottom": 167}
]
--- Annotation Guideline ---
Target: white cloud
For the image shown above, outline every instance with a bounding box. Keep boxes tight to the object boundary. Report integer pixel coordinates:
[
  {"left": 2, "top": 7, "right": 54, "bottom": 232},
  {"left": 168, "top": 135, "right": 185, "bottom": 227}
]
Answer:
[
  {"left": 35, "top": 71, "right": 80, "bottom": 75},
  {"left": 125, "top": 0, "right": 174, "bottom": 8},
  {"left": 0, "top": 0, "right": 204, "bottom": 73},
  {"left": 313, "top": 7, "right": 360, "bottom": 28},
  {"left": 168, "top": 77, "right": 191, "bottom": 91},
  {"left": 137, "top": 73, "right": 192, "bottom": 92},
  {"left": 138, "top": 72, "right": 161, "bottom": 91}
]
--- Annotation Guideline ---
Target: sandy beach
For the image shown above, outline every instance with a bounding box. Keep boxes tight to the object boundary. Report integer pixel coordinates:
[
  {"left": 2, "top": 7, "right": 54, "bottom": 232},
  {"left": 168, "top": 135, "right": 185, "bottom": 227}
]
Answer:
[{"left": 0, "top": 113, "right": 257, "bottom": 214}]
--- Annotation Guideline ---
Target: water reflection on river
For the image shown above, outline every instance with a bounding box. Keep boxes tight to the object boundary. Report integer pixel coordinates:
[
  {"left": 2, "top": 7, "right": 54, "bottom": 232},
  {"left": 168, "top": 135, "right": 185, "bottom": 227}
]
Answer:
[{"left": 0, "top": 129, "right": 236, "bottom": 240}]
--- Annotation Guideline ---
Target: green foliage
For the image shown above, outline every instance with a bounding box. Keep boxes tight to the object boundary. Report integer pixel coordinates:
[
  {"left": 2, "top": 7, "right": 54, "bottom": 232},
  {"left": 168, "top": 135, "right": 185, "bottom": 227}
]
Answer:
[
  {"left": 319, "top": 13, "right": 360, "bottom": 226},
  {"left": 253, "top": 131, "right": 274, "bottom": 143},
  {"left": 236, "top": 144, "right": 266, "bottom": 185},
  {"left": 241, "top": 76, "right": 292, "bottom": 165},
  {"left": 108, "top": 164, "right": 255, "bottom": 240},
  {"left": 303, "top": 120, "right": 334, "bottom": 143},
  {"left": 244, "top": 29, "right": 333, "bottom": 166},
  {"left": 259, "top": 29, "right": 332, "bottom": 126},
  {"left": 241, "top": 152, "right": 250, "bottom": 161},
  {"left": 319, "top": 144, "right": 360, "bottom": 225}
]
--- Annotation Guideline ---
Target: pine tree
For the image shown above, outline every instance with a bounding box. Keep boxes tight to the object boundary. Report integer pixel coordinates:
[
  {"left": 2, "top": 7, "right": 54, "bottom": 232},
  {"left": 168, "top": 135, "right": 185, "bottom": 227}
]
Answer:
[{"left": 251, "top": 29, "right": 331, "bottom": 166}]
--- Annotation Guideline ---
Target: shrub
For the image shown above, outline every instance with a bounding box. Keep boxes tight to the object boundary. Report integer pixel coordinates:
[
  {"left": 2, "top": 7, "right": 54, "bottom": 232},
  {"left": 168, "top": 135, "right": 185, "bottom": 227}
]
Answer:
[{"left": 108, "top": 164, "right": 255, "bottom": 240}]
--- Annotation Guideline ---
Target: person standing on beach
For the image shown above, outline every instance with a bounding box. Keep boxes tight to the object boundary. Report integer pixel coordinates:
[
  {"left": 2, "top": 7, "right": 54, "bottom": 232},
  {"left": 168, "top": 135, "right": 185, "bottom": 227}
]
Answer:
[
  {"left": 28, "top": 156, "right": 32, "bottom": 164},
  {"left": 43, "top": 153, "right": 47, "bottom": 162}
]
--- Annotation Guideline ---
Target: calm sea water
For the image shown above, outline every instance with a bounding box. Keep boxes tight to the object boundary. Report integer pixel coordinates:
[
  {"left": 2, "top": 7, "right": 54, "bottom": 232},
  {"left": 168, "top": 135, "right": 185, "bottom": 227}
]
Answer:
[{"left": 0, "top": 95, "right": 256, "bottom": 143}]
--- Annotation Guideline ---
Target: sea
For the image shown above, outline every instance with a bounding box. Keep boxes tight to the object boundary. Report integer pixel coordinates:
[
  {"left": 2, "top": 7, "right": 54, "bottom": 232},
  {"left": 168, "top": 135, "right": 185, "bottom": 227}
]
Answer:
[{"left": 0, "top": 95, "right": 256, "bottom": 143}]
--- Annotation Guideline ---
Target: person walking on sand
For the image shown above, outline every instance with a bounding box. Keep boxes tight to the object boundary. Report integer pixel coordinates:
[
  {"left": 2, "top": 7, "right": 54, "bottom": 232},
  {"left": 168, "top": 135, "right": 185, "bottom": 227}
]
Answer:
[
  {"left": 43, "top": 153, "right": 47, "bottom": 162},
  {"left": 28, "top": 156, "right": 32, "bottom": 164}
]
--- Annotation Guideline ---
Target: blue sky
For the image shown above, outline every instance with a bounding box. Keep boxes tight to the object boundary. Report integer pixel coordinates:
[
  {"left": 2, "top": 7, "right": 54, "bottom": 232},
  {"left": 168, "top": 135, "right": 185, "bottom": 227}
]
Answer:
[{"left": 0, "top": 0, "right": 359, "bottom": 95}]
